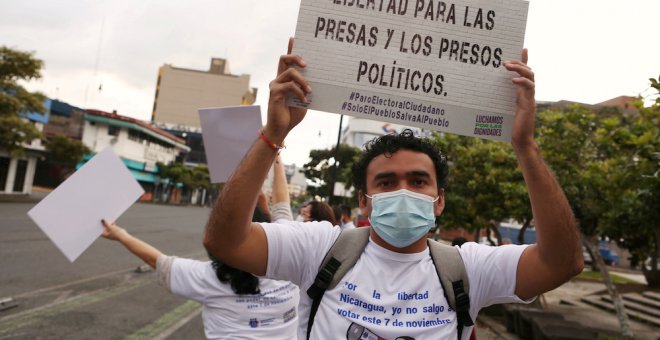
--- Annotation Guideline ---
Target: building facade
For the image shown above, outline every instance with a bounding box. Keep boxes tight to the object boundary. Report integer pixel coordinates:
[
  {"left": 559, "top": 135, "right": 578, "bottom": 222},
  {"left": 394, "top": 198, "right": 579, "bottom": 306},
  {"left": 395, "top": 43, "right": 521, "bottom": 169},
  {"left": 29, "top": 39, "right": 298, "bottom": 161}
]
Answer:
[
  {"left": 341, "top": 117, "right": 432, "bottom": 149},
  {"left": 151, "top": 122, "right": 206, "bottom": 165},
  {"left": 151, "top": 58, "right": 257, "bottom": 127},
  {"left": 42, "top": 99, "right": 86, "bottom": 140},
  {"left": 0, "top": 101, "right": 49, "bottom": 195},
  {"left": 82, "top": 110, "right": 190, "bottom": 199}
]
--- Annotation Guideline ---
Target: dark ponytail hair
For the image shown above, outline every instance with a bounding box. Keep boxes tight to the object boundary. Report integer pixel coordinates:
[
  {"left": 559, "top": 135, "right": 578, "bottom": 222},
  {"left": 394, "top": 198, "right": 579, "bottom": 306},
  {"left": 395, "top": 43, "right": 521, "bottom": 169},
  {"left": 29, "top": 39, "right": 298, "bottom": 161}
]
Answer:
[
  {"left": 210, "top": 255, "right": 261, "bottom": 295},
  {"left": 209, "top": 205, "right": 271, "bottom": 295}
]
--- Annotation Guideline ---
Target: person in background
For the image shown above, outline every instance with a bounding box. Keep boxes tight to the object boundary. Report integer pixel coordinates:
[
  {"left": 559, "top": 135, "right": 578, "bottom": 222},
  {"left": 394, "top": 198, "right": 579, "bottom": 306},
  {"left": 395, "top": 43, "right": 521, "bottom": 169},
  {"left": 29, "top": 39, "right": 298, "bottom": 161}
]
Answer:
[
  {"left": 270, "top": 155, "right": 293, "bottom": 222},
  {"left": 339, "top": 204, "right": 356, "bottom": 230},
  {"left": 452, "top": 236, "right": 468, "bottom": 247},
  {"left": 101, "top": 207, "right": 299, "bottom": 340},
  {"left": 299, "top": 200, "right": 339, "bottom": 225}
]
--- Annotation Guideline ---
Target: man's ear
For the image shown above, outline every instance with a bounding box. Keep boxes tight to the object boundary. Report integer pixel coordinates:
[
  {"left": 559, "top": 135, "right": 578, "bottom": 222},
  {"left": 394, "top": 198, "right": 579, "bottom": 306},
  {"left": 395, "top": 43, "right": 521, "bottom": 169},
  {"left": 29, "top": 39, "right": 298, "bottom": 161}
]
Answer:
[
  {"left": 358, "top": 190, "right": 367, "bottom": 211},
  {"left": 434, "top": 188, "right": 445, "bottom": 216}
]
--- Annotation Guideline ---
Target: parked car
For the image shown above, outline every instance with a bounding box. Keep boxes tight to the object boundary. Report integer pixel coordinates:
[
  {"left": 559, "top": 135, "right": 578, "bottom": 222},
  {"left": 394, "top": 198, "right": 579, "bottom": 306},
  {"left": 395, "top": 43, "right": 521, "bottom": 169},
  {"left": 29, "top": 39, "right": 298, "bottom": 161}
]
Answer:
[{"left": 599, "top": 247, "right": 620, "bottom": 266}]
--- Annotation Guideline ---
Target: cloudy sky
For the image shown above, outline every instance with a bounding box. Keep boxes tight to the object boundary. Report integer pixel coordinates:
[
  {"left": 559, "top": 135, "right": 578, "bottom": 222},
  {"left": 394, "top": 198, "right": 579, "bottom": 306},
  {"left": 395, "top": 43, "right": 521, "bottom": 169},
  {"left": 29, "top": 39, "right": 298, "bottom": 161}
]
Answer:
[{"left": 1, "top": 0, "right": 658, "bottom": 167}]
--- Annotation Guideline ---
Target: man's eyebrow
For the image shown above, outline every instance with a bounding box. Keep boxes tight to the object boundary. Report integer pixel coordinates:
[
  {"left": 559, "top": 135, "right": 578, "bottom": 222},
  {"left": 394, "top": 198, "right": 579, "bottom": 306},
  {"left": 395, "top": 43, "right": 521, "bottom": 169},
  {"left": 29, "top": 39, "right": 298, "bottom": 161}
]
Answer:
[
  {"left": 406, "top": 170, "right": 431, "bottom": 178},
  {"left": 373, "top": 172, "right": 396, "bottom": 181}
]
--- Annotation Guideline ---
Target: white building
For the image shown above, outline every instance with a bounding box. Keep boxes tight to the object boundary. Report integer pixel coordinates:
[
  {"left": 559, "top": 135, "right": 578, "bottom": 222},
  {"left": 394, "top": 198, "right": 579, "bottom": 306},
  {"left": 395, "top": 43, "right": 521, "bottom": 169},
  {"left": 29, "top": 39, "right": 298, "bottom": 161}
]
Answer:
[
  {"left": 341, "top": 117, "right": 433, "bottom": 149},
  {"left": 82, "top": 110, "right": 190, "bottom": 197},
  {"left": 0, "top": 104, "right": 49, "bottom": 195},
  {"left": 262, "top": 162, "right": 308, "bottom": 198}
]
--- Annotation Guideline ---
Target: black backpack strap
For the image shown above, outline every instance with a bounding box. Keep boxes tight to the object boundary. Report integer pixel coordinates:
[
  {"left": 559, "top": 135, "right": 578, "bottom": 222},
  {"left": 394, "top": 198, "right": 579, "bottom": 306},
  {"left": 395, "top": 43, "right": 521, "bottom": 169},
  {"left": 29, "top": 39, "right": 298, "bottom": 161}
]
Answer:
[
  {"left": 428, "top": 239, "right": 474, "bottom": 339},
  {"left": 306, "top": 227, "right": 371, "bottom": 339},
  {"left": 453, "top": 279, "right": 473, "bottom": 339}
]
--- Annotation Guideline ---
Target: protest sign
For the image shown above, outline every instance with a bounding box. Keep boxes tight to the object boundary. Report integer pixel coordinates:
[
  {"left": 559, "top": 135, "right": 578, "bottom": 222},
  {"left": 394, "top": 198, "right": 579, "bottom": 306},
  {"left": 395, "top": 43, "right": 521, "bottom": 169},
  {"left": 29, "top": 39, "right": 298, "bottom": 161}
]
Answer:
[
  {"left": 290, "top": 0, "right": 529, "bottom": 141},
  {"left": 27, "top": 147, "right": 144, "bottom": 262},
  {"left": 199, "top": 105, "right": 263, "bottom": 183}
]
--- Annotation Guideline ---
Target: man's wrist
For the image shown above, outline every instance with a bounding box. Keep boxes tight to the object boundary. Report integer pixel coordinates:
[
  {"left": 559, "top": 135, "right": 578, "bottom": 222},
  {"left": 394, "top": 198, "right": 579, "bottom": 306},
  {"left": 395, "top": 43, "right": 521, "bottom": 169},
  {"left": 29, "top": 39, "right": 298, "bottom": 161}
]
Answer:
[
  {"left": 513, "top": 140, "right": 541, "bottom": 161},
  {"left": 262, "top": 125, "right": 287, "bottom": 145}
]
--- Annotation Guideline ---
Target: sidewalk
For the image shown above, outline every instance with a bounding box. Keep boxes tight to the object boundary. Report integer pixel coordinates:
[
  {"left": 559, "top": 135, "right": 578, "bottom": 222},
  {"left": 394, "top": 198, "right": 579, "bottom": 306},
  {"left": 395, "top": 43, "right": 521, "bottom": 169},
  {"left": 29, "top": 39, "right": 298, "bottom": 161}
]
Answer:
[
  {"left": 476, "top": 278, "right": 659, "bottom": 340},
  {"left": 0, "top": 186, "right": 50, "bottom": 203}
]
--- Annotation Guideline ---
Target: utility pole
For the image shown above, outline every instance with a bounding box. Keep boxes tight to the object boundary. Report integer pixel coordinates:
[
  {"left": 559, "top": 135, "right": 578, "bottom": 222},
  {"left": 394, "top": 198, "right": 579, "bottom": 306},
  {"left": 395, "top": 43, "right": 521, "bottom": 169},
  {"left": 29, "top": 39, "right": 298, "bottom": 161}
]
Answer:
[{"left": 328, "top": 114, "right": 344, "bottom": 203}]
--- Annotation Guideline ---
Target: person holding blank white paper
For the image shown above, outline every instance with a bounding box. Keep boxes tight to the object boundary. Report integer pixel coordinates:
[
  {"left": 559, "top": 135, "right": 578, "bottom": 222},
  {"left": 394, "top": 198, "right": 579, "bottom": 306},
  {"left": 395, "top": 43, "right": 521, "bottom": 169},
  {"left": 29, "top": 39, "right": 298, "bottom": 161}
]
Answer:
[{"left": 101, "top": 213, "right": 299, "bottom": 340}]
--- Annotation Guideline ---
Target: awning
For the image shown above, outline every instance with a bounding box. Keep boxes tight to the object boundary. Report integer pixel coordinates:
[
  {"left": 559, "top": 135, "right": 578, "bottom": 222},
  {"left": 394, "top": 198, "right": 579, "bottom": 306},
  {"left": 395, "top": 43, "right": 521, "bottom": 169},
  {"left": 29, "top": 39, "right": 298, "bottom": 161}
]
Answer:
[{"left": 129, "top": 169, "right": 157, "bottom": 183}]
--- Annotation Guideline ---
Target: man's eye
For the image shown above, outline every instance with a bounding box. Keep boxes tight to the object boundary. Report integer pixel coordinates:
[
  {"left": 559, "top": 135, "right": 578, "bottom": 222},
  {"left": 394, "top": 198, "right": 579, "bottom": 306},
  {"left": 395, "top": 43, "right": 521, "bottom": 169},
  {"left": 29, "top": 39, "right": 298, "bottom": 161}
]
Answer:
[
  {"left": 377, "top": 181, "right": 392, "bottom": 187},
  {"left": 412, "top": 179, "right": 427, "bottom": 186}
]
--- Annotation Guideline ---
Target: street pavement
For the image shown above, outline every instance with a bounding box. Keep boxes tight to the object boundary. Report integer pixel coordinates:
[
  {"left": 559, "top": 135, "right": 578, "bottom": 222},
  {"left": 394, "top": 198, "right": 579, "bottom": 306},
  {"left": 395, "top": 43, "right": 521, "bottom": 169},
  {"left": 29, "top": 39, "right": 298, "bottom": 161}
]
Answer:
[
  {"left": 1, "top": 197, "right": 657, "bottom": 339},
  {"left": 0, "top": 201, "right": 210, "bottom": 339}
]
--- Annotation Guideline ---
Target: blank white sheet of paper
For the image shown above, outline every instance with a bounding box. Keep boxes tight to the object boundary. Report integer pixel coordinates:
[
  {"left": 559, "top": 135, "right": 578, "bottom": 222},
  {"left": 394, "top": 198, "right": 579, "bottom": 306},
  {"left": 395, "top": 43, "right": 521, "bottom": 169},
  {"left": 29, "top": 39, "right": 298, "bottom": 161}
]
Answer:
[
  {"left": 198, "top": 105, "right": 263, "bottom": 183},
  {"left": 27, "top": 147, "right": 144, "bottom": 262}
]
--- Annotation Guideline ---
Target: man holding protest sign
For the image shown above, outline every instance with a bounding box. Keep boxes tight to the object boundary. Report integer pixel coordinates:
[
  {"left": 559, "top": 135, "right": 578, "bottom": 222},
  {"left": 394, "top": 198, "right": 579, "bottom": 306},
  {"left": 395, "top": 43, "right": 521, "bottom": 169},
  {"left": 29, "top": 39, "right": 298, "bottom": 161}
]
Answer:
[{"left": 204, "top": 36, "right": 583, "bottom": 339}]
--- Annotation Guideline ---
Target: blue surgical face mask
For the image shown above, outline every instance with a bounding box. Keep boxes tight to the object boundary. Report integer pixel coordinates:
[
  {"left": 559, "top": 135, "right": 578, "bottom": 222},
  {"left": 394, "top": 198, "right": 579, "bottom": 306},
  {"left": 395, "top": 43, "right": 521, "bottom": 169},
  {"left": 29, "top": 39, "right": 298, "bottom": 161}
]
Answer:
[{"left": 366, "top": 189, "right": 439, "bottom": 248}]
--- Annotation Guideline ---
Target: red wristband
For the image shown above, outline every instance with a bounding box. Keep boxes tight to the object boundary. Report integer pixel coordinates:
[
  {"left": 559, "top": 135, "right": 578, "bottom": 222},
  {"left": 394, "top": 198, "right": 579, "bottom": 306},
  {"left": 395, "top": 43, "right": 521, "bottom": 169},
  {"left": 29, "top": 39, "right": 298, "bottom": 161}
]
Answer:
[{"left": 259, "top": 130, "right": 285, "bottom": 152}]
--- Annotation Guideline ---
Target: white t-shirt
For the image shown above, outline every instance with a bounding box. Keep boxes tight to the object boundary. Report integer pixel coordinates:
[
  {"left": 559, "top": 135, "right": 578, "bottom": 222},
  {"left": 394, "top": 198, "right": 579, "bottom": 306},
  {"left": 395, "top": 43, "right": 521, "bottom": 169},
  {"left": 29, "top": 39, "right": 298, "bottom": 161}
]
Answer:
[
  {"left": 270, "top": 201, "right": 293, "bottom": 222},
  {"left": 157, "top": 256, "right": 299, "bottom": 340},
  {"left": 341, "top": 221, "right": 357, "bottom": 230},
  {"left": 262, "top": 221, "right": 530, "bottom": 340}
]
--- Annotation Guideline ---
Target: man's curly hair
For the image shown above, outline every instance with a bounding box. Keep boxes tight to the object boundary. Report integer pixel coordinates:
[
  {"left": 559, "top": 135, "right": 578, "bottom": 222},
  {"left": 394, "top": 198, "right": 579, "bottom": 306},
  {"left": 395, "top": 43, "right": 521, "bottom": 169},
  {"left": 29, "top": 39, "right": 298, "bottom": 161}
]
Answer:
[{"left": 351, "top": 129, "right": 448, "bottom": 195}]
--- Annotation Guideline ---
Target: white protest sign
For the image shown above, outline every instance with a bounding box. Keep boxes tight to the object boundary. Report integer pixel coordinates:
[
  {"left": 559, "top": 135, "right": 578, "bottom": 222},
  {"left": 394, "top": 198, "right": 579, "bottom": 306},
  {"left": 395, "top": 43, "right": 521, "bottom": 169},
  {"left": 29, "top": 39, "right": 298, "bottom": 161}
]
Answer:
[
  {"left": 27, "top": 147, "right": 144, "bottom": 262},
  {"left": 290, "top": 0, "right": 529, "bottom": 141},
  {"left": 198, "top": 105, "right": 263, "bottom": 183}
]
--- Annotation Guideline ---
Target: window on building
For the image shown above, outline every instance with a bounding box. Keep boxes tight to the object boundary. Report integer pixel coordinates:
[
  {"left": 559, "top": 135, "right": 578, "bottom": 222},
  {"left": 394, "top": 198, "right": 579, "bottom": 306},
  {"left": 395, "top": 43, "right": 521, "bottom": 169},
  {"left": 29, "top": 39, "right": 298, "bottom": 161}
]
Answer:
[
  {"left": 108, "top": 125, "right": 120, "bottom": 136},
  {"left": 128, "top": 129, "right": 141, "bottom": 142},
  {"left": 0, "top": 157, "right": 10, "bottom": 191},
  {"left": 13, "top": 159, "right": 28, "bottom": 193}
]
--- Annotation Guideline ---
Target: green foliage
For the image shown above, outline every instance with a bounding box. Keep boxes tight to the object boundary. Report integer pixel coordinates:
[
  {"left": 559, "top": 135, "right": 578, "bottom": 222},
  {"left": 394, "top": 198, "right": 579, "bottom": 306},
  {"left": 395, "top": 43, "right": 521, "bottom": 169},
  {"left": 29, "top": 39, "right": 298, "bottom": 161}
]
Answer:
[
  {"left": 0, "top": 114, "right": 41, "bottom": 157},
  {"left": 596, "top": 81, "right": 659, "bottom": 285},
  {"left": 45, "top": 136, "right": 91, "bottom": 166},
  {"left": 0, "top": 46, "right": 46, "bottom": 156},
  {"left": 433, "top": 132, "right": 529, "bottom": 237},
  {"left": 537, "top": 105, "right": 605, "bottom": 237},
  {"left": 157, "top": 162, "right": 211, "bottom": 190},
  {"left": 301, "top": 143, "right": 361, "bottom": 205},
  {"left": 536, "top": 80, "right": 659, "bottom": 286}
]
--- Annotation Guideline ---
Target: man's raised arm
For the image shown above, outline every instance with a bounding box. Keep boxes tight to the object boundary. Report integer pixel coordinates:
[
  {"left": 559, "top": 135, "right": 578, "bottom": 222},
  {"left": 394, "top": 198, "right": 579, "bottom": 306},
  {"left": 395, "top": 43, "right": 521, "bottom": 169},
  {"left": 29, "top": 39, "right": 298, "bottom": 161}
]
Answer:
[
  {"left": 504, "top": 49, "right": 584, "bottom": 300},
  {"left": 203, "top": 39, "right": 310, "bottom": 276}
]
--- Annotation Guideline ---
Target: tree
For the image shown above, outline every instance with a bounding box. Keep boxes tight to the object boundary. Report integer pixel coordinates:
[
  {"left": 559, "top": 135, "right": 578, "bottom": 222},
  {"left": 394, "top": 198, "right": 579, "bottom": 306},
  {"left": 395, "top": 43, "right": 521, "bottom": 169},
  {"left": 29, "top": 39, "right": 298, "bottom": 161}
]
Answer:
[
  {"left": 300, "top": 144, "right": 361, "bottom": 205},
  {"left": 45, "top": 136, "right": 91, "bottom": 167},
  {"left": 158, "top": 162, "right": 211, "bottom": 190},
  {"left": 0, "top": 46, "right": 46, "bottom": 156},
  {"left": 156, "top": 162, "right": 213, "bottom": 202},
  {"left": 41, "top": 135, "right": 91, "bottom": 185},
  {"left": 537, "top": 105, "right": 634, "bottom": 338},
  {"left": 597, "top": 77, "right": 659, "bottom": 288},
  {"left": 433, "top": 133, "right": 529, "bottom": 245}
]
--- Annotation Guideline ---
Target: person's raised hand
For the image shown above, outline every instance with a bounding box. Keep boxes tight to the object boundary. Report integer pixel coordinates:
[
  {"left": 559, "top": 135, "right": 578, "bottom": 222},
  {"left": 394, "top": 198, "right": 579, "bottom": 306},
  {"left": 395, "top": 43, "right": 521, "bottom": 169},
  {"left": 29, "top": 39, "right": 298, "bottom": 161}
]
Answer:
[
  {"left": 101, "top": 219, "right": 127, "bottom": 241},
  {"left": 504, "top": 48, "right": 536, "bottom": 151},
  {"left": 264, "top": 37, "right": 311, "bottom": 143}
]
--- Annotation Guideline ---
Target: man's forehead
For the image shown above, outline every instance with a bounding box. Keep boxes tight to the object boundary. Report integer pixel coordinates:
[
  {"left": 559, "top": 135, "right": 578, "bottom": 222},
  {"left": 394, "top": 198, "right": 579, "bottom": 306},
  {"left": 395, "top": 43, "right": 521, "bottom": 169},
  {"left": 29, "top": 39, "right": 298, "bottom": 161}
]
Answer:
[{"left": 366, "top": 150, "right": 436, "bottom": 178}]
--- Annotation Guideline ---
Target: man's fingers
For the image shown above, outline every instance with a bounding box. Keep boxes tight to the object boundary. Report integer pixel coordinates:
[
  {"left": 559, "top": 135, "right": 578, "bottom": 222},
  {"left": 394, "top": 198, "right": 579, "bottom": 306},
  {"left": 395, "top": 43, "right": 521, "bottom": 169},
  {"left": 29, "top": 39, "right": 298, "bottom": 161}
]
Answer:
[
  {"left": 287, "top": 37, "right": 294, "bottom": 54},
  {"left": 283, "top": 81, "right": 307, "bottom": 103},
  {"left": 274, "top": 68, "right": 311, "bottom": 93},
  {"left": 272, "top": 81, "right": 308, "bottom": 103},
  {"left": 277, "top": 54, "right": 305, "bottom": 76},
  {"left": 505, "top": 62, "right": 534, "bottom": 81},
  {"left": 521, "top": 48, "right": 528, "bottom": 65},
  {"left": 512, "top": 77, "right": 535, "bottom": 90}
]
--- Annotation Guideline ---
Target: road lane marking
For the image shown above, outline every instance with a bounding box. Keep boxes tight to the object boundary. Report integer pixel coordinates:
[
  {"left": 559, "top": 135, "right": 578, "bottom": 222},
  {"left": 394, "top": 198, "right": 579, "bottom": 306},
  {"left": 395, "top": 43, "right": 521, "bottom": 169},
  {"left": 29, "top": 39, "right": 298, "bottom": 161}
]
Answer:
[
  {"left": 125, "top": 300, "right": 202, "bottom": 340},
  {"left": 0, "top": 280, "right": 145, "bottom": 335}
]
